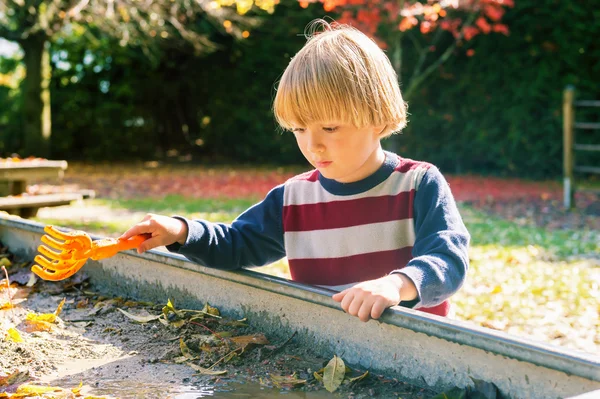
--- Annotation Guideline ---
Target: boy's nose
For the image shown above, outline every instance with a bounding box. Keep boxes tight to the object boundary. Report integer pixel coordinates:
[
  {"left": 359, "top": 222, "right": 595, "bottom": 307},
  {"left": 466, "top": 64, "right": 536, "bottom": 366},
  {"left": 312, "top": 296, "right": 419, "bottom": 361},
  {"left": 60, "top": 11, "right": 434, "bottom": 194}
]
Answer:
[{"left": 307, "top": 132, "right": 324, "bottom": 153}]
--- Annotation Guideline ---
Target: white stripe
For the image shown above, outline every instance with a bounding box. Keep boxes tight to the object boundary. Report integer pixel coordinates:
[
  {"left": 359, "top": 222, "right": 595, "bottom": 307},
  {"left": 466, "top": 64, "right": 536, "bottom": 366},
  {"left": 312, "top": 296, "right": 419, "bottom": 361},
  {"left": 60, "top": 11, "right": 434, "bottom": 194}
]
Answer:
[
  {"left": 284, "top": 219, "right": 415, "bottom": 260},
  {"left": 284, "top": 166, "right": 428, "bottom": 206}
]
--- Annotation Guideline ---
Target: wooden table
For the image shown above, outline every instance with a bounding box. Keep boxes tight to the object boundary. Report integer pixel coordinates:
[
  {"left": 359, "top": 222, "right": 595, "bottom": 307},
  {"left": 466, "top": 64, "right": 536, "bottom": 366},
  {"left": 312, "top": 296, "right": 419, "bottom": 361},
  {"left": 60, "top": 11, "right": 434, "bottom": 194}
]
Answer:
[{"left": 0, "top": 159, "right": 85, "bottom": 218}]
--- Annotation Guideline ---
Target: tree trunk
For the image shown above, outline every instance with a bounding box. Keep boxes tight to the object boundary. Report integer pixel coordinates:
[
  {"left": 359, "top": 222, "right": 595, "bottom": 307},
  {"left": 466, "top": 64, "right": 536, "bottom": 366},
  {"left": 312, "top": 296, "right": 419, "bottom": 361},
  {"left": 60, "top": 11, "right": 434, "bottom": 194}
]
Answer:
[{"left": 20, "top": 33, "right": 51, "bottom": 158}]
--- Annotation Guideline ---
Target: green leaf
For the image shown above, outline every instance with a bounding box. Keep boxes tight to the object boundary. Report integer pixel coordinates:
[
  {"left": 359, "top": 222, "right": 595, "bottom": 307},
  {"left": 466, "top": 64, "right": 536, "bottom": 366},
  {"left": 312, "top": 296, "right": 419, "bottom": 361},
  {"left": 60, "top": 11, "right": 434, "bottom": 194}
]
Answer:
[{"left": 323, "top": 355, "right": 345, "bottom": 393}]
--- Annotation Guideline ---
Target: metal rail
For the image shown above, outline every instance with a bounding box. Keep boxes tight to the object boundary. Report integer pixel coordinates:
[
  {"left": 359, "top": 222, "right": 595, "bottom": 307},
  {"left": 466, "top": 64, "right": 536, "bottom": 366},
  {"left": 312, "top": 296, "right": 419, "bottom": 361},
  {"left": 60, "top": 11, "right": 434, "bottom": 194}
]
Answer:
[{"left": 1, "top": 215, "right": 599, "bottom": 399}]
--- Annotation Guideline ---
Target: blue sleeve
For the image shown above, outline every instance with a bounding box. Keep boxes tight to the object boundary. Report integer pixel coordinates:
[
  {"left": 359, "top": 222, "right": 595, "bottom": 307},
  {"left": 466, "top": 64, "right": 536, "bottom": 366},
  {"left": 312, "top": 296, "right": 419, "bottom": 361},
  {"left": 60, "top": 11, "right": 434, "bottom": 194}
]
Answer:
[
  {"left": 393, "top": 167, "right": 470, "bottom": 308},
  {"left": 165, "top": 185, "right": 286, "bottom": 270}
]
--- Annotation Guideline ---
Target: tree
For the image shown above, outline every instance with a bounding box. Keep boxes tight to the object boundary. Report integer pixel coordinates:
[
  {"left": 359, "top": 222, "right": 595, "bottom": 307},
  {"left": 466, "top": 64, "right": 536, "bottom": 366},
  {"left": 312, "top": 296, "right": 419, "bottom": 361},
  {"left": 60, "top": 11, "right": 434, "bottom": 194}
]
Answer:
[
  {"left": 300, "top": 0, "right": 514, "bottom": 101},
  {"left": 0, "top": 0, "right": 271, "bottom": 157}
]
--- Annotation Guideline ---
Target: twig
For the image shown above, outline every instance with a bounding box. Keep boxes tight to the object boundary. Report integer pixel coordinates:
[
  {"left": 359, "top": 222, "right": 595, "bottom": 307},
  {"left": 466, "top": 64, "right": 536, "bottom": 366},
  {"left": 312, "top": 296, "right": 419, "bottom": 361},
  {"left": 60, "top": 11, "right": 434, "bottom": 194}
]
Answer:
[
  {"left": 206, "top": 347, "right": 243, "bottom": 370},
  {"left": 267, "top": 331, "right": 297, "bottom": 357},
  {"left": 1, "top": 265, "right": 12, "bottom": 309}
]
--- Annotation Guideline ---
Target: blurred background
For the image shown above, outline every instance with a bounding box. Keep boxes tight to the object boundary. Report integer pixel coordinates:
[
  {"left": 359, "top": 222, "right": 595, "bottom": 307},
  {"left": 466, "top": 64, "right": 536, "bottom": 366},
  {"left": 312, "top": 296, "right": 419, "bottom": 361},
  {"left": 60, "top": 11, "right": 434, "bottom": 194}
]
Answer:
[
  {"left": 0, "top": 0, "right": 598, "bottom": 357},
  {"left": 1, "top": 0, "right": 598, "bottom": 176}
]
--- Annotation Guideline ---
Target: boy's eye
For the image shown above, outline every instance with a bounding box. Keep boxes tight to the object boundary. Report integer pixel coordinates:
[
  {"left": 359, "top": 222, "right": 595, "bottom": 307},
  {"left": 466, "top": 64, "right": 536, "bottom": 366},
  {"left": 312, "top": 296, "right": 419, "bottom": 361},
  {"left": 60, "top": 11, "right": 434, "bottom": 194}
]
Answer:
[
  {"left": 292, "top": 128, "right": 305, "bottom": 133},
  {"left": 323, "top": 126, "right": 338, "bottom": 133}
]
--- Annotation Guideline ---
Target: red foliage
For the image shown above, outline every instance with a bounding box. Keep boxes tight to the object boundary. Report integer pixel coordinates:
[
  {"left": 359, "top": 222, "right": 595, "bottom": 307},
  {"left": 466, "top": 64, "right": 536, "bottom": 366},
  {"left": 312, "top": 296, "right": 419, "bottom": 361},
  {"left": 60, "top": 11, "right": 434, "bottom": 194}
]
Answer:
[
  {"left": 304, "top": 0, "right": 515, "bottom": 48},
  {"left": 445, "top": 175, "right": 562, "bottom": 204}
]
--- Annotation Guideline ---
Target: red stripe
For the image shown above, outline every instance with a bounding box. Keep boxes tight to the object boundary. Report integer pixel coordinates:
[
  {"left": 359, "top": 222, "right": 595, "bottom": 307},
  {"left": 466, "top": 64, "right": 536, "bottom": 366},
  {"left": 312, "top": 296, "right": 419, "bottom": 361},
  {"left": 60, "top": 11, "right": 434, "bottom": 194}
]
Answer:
[
  {"left": 395, "top": 157, "right": 432, "bottom": 173},
  {"left": 416, "top": 301, "right": 450, "bottom": 317},
  {"left": 289, "top": 248, "right": 449, "bottom": 317},
  {"left": 283, "top": 191, "right": 415, "bottom": 231},
  {"left": 287, "top": 169, "right": 319, "bottom": 183},
  {"left": 289, "top": 247, "right": 413, "bottom": 286}
]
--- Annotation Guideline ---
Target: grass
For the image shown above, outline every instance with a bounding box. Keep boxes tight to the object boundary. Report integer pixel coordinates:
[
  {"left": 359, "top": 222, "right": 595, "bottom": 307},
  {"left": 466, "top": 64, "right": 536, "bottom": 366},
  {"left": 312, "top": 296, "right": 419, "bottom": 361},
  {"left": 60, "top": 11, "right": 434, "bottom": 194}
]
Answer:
[{"left": 33, "top": 198, "right": 599, "bottom": 353}]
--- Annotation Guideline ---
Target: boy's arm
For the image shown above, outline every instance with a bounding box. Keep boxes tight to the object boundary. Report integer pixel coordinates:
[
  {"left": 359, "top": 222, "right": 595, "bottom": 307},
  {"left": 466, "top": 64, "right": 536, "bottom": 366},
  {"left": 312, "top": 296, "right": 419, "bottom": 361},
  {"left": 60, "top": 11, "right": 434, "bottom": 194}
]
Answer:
[
  {"left": 166, "top": 185, "right": 286, "bottom": 269},
  {"left": 393, "top": 167, "right": 470, "bottom": 309}
]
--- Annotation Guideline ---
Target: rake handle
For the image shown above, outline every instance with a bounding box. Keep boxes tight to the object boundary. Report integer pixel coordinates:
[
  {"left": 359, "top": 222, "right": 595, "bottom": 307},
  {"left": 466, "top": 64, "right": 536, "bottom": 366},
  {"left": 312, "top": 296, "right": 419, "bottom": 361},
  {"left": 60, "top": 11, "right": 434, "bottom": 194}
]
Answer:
[{"left": 90, "top": 234, "right": 150, "bottom": 260}]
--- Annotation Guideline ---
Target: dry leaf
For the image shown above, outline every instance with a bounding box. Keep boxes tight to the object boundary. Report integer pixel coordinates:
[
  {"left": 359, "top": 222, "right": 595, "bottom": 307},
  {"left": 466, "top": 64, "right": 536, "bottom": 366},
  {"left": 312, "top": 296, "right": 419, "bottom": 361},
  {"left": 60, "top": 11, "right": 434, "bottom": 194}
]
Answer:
[
  {"left": 323, "top": 355, "right": 345, "bottom": 393},
  {"left": 270, "top": 373, "right": 306, "bottom": 389},
  {"left": 201, "top": 302, "right": 220, "bottom": 317},
  {"left": 187, "top": 363, "right": 227, "bottom": 376},
  {"left": 179, "top": 338, "right": 198, "bottom": 360},
  {"left": 6, "top": 327, "right": 23, "bottom": 342},
  {"left": 230, "top": 333, "right": 269, "bottom": 350},
  {"left": 0, "top": 369, "right": 29, "bottom": 387},
  {"left": 117, "top": 308, "right": 161, "bottom": 323}
]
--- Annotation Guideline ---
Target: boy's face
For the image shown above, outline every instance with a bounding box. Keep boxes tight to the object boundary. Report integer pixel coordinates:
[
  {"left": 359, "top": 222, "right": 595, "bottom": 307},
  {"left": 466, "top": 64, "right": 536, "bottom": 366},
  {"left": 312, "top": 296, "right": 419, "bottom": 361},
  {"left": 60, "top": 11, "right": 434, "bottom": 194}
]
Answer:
[{"left": 291, "top": 122, "right": 385, "bottom": 183}]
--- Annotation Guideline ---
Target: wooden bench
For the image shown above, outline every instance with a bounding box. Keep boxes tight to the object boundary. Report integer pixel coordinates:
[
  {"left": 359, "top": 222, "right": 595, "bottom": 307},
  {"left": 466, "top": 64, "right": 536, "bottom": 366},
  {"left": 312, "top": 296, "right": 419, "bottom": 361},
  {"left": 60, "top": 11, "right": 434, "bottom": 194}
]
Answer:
[
  {"left": 0, "top": 193, "right": 85, "bottom": 218},
  {"left": 0, "top": 159, "right": 94, "bottom": 218}
]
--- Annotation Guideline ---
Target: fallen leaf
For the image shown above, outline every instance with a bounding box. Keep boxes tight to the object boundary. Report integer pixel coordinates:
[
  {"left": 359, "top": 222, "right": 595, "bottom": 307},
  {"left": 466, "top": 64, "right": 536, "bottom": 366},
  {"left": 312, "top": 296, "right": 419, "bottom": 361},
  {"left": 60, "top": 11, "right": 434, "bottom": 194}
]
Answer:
[
  {"left": 162, "top": 298, "right": 183, "bottom": 319},
  {"left": 201, "top": 302, "right": 220, "bottom": 317},
  {"left": 187, "top": 363, "right": 227, "bottom": 376},
  {"left": 349, "top": 370, "right": 369, "bottom": 383},
  {"left": 117, "top": 308, "right": 161, "bottom": 323},
  {"left": 16, "top": 384, "right": 63, "bottom": 394},
  {"left": 323, "top": 355, "right": 345, "bottom": 393},
  {"left": 270, "top": 373, "right": 306, "bottom": 389},
  {"left": 0, "top": 370, "right": 29, "bottom": 387},
  {"left": 180, "top": 338, "right": 198, "bottom": 360},
  {"left": 6, "top": 328, "right": 23, "bottom": 343},
  {"left": 230, "top": 333, "right": 269, "bottom": 351}
]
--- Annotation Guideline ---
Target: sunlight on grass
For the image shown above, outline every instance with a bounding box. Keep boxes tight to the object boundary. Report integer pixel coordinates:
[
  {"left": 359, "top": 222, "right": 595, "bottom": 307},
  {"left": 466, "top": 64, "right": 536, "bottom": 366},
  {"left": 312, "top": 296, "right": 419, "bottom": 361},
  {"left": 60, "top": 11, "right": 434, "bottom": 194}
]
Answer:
[
  {"left": 112, "top": 195, "right": 258, "bottom": 217},
  {"left": 461, "top": 206, "right": 599, "bottom": 258},
  {"left": 453, "top": 245, "right": 599, "bottom": 351}
]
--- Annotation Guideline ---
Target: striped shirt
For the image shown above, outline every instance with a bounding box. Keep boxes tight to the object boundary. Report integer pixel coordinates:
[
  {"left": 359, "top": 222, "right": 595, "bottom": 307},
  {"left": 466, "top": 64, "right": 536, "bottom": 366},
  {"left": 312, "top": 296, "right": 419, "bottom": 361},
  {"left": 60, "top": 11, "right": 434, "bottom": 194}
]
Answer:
[{"left": 169, "top": 152, "right": 470, "bottom": 317}]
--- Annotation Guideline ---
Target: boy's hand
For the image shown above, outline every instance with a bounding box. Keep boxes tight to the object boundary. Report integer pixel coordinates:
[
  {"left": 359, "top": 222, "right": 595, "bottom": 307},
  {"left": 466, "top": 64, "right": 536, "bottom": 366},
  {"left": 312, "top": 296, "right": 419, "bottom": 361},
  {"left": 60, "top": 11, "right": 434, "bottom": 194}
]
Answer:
[
  {"left": 119, "top": 214, "right": 189, "bottom": 254},
  {"left": 332, "top": 274, "right": 417, "bottom": 322}
]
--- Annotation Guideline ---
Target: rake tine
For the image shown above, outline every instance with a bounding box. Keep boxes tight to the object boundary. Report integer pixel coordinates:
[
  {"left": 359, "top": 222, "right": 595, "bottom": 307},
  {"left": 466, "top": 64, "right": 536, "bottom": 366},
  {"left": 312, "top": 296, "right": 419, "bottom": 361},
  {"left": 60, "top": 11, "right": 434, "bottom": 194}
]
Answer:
[
  {"left": 31, "top": 264, "right": 69, "bottom": 281},
  {"left": 41, "top": 234, "right": 69, "bottom": 251},
  {"left": 34, "top": 254, "right": 59, "bottom": 269},
  {"left": 32, "top": 259, "right": 87, "bottom": 281},
  {"left": 43, "top": 225, "right": 84, "bottom": 241},
  {"left": 38, "top": 245, "right": 71, "bottom": 261}
]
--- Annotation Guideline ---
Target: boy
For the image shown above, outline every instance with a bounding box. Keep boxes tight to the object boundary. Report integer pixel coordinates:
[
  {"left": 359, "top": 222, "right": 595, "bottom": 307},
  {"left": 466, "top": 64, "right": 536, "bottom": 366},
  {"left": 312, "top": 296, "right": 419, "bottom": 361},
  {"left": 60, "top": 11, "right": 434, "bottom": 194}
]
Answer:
[{"left": 119, "top": 20, "right": 470, "bottom": 322}]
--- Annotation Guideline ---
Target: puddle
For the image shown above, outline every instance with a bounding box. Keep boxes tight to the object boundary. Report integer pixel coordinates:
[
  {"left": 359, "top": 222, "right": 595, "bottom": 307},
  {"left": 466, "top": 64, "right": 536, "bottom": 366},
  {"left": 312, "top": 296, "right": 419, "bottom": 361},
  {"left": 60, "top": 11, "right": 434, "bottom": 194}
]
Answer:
[{"left": 72, "top": 380, "right": 339, "bottom": 398}]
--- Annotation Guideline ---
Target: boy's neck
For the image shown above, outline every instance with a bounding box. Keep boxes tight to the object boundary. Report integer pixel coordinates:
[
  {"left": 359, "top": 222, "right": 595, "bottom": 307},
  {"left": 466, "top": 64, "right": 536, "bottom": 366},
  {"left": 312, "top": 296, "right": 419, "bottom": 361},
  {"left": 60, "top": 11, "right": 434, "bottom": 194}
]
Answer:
[
  {"left": 335, "top": 146, "right": 386, "bottom": 184},
  {"left": 318, "top": 149, "right": 398, "bottom": 196}
]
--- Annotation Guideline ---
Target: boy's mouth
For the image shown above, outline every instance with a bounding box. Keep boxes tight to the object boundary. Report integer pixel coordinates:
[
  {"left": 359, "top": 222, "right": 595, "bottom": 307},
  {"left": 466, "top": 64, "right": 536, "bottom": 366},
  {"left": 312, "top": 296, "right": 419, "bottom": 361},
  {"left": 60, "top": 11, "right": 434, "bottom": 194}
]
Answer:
[{"left": 315, "top": 161, "right": 332, "bottom": 168}]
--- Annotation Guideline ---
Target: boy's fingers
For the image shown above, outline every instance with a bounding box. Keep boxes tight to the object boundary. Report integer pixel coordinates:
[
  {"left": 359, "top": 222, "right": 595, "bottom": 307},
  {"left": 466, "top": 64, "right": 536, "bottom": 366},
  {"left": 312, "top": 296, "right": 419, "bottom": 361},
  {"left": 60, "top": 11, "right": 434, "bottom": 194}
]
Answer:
[
  {"left": 370, "top": 300, "right": 387, "bottom": 320},
  {"left": 346, "top": 294, "right": 364, "bottom": 317},
  {"left": 119, "top": 220, "right": 153, "bottom": 240},
  {"left": 358, "top": 298, "right": 377, "bottom": 322},
  {"left": 137, "top": 235, "right": 163, "bottom": 254},
  {"left": 331, "top": 291, "right": 345, "bottom": 302}
]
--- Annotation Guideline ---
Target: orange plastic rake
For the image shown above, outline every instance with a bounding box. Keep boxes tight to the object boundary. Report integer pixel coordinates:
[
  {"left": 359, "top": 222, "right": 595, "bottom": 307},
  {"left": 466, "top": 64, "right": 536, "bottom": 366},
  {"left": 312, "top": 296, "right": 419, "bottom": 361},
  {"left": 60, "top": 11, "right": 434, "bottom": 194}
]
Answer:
[{"left": 32, "top": 226, "right": 149, "bottom": 281}]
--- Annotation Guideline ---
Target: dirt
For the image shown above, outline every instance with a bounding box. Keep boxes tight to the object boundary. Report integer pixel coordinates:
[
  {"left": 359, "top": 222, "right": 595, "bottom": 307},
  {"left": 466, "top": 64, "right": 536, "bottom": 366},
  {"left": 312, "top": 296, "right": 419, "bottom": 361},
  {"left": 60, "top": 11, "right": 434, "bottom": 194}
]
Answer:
[{"left": 0, "top": 249, "right": 436, "bottom": 399}]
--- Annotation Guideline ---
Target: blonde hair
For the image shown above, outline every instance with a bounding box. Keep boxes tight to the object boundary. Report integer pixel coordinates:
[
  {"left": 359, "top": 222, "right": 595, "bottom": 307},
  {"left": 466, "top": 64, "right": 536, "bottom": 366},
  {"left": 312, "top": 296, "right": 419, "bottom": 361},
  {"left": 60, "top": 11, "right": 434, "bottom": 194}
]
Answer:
[{"left": 273, "top": 20, "right": 407, "bottom": 138}]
